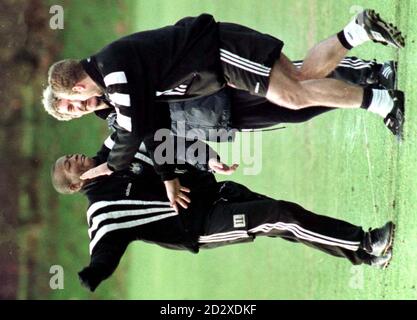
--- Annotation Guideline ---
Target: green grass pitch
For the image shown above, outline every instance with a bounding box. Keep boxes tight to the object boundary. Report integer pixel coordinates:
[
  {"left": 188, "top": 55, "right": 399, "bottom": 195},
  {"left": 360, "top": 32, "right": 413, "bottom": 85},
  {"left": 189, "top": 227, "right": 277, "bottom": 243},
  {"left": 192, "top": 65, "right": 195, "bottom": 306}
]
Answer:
[{"left": 30, "top": 0, "right": 417, "bottom": 299}]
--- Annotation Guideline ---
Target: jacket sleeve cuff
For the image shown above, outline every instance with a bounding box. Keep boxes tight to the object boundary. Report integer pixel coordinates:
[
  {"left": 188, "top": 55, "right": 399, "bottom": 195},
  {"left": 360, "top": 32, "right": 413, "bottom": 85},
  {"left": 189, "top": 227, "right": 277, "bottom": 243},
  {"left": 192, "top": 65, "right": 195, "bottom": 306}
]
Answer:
[
  {"left": 160, "top": 171, "right": 179, "bottom": 181},
  {"left": 78, "top": 267, "right": 102, "bottom": 292},
  {"left": 107, "top": 163, "right": 116, "bottom": 172}
]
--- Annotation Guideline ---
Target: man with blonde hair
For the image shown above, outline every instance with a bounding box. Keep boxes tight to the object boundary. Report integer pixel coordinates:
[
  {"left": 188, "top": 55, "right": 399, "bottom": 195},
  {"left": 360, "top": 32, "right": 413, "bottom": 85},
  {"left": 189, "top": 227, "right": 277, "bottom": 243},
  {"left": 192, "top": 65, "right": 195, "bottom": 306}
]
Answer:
[
  {"left": 44, "top": 57, "right": 398, "bottom": 125},
  {"left": 48, "top": 59, "right": 91, "bottom": 96}
]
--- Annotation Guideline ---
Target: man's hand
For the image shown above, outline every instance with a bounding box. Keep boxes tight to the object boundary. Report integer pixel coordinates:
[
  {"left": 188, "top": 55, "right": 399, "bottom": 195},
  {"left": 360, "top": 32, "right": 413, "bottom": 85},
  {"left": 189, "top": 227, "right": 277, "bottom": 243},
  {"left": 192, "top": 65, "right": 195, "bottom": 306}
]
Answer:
[
  {"left": 164, "top": 178, "right": 191, "bottom": 213},
  {"left": 208, "top": 158, "right": 239, "bottom": 175},
  {"left": 80, "top": 162, "right": 113, "bottom": 180}
]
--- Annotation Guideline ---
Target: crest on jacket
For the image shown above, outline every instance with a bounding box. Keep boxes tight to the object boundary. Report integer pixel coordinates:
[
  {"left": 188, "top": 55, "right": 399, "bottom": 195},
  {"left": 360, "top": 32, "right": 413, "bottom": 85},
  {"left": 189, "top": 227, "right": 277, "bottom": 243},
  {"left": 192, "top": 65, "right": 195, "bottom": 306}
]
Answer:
[{"left": 129, "top": 162, "right": 143, "bottom": 175}]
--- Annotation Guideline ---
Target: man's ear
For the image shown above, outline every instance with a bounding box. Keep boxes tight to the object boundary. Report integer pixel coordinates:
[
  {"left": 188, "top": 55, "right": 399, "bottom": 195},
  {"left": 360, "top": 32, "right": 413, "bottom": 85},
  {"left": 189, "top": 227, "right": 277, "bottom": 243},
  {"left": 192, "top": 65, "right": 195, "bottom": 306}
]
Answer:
[
  {"left": 69, "top": 182, "right": 82, "bottom": 192},
  {"left": 72, "top": 83, "right": 86, "bottom": 93}
]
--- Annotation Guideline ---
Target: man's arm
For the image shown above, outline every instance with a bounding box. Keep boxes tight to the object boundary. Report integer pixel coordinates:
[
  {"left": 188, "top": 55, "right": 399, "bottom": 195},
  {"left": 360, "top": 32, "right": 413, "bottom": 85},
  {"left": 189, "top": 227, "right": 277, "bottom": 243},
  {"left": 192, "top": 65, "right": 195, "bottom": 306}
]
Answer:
[
  {"left": 96, "top": 44, "right": 152, "bottom": 173},
  {"left": 180, "top": 138, "right": 220, "bottom": 172},
  {"left": 80, "top": 72, "right": 149, "bottom": 179},
  {"left": 143, "top": 134, "right": 222, "bottom": 178},
  {"left": 179, "top": 138, "right": 238, "bottom": 174},
  {"left": 143, "top": 133, "right": 179, "bottom": 181},
  {"left": 93, "top": 133, "right": 117, "bottom": 165},
  {"left": 78, "top": 238, "right": 128, "bottom": 292},
  {"left": 100, "top": 133, "right": 220, "bottom": 172},
  {"left": 80, "top": 130, "right": 132, "bottom": 180},
  {"left": 107, "top": 126, "right": 142, "bottom": 171}
]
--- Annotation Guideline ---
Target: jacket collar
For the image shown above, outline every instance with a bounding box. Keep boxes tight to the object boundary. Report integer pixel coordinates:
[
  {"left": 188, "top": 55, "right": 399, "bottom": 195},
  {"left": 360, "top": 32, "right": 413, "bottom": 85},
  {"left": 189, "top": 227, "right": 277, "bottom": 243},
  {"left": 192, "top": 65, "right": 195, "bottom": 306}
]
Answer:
[{"left": 80, "top": 57, "right": 106, "bottom": 90}]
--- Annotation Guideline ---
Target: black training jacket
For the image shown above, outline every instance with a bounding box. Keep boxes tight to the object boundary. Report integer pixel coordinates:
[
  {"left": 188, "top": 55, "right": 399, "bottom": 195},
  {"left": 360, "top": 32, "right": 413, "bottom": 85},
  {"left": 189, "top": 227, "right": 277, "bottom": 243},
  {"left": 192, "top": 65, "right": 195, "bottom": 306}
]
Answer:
[
  {"left": 78, "top": 160, "right": 219, "bottom": 292},
  {"left": 81, "top": 14, "right": 225, "bottom": 179}
]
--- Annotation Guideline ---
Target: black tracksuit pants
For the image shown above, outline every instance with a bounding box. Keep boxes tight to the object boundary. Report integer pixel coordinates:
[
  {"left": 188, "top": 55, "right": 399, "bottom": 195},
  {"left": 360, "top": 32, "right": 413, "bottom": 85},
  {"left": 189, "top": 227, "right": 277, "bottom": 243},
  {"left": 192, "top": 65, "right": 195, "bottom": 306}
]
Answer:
[{"left": 198, "top": 182, "right": 372, "bottom": 265}]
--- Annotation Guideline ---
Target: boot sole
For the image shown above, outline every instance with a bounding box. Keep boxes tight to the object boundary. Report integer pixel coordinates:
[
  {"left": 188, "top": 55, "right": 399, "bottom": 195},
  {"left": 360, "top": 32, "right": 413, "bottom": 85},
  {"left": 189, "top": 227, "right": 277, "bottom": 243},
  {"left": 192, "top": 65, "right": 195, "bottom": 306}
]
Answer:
[
  {"left": 386, "top": 90, "right": 405, "bottom": 142},
  {"left": 381, "top": 223, "right": 395, "bottom": 269},
  {"left": 383, "top": 223, "right": 396, "bottom": 256},
  {"left": 396, "top": 91, "right": 405, "bottom": 142},
  {"left": 392, "top": 61, "right": 398, "bottom": 90},
  {"left": 363, "top": 9, "right": 405, "bottom": 49}
]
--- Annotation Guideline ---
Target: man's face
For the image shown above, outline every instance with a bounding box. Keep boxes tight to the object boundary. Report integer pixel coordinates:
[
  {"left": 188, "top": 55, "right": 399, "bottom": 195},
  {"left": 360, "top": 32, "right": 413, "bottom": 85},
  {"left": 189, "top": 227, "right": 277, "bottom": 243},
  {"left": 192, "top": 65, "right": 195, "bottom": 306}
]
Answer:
[
  {"left": 57, "top": 81, "right": 104, "bottom": 101},
  {"left": 56, "top": 96, "right": 108, "bottom": 118},
  {"left": 55, "top": 154, "right": 96, "bottom": 187}
]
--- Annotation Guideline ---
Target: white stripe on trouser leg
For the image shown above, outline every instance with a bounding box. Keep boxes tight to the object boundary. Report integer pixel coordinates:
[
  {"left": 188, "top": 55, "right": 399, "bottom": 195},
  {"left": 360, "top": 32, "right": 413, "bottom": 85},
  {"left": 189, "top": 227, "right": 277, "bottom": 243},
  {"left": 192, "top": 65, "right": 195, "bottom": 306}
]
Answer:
[
  {"left": 256, "top": 224, "right": 359, "bottom": 251},
  {"left": 288, "top": 58, "right": 372, "bottom": 70},
  {"left": 340, "top": 58, "right": 372, "bottom": 66},
  {"left": 293, "top": 63, "right": 371, "bottom": 70},
  {"left": 250, "top": 222, "right": 361, "bottom": 247},
  {"left": 220, "top": 56, "right": 270, "bottom": 77},
  {"left": 198, "top": 235, "right": 250, "bottom": 243},
  {"left": 249, "top": 222, "right": 360, "bottom": 251},
  {"left": 199, "top": 230, "right": 249, "bottom": 239},
  {"left": 338, "top": 61, "right": 371, "bottom": 68},
  {"left": 383, "top": 68, "right": 392, "bottom": 78},
  {"left": 337, "top": 59, "right": 372, "bottom": 69},
  {"left": 220, "top": 49, "right": 271, "bottom": 72},
  {"left": 253, "top": 224, "right": 359, "bottom": 251},
  {"left": 198, "top": 230, "right": 250, "bottom": 243},
  {"left": 220, "top": 51, "right": 271, "bottom": 75},
  {"left": 337, "top": 64, "right": 372, "bottom": 70}
]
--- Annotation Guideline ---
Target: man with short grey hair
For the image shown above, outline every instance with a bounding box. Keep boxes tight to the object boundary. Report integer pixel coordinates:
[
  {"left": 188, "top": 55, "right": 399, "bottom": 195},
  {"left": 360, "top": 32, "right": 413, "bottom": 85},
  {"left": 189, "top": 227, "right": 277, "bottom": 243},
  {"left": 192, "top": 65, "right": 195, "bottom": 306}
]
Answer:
[{"left": 51, "top": 147, "right": 395, "bottom": 292}]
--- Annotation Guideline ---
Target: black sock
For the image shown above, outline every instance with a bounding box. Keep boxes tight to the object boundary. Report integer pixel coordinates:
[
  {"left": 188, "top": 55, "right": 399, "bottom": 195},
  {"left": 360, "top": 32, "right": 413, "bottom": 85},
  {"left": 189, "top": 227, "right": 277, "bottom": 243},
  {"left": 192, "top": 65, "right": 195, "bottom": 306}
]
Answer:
[
  {"left": 337, "top": 30, "right": 353, "bottom": 50},
  {"left": 361, "top": 87, "right": 373, "bottom": 109}
]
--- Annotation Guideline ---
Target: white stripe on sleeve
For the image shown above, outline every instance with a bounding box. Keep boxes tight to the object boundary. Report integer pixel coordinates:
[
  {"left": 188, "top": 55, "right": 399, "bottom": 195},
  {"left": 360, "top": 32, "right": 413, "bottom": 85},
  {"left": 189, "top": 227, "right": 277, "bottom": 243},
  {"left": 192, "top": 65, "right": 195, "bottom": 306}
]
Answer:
[
  {"left": 104, "top": 136, "right": 115, "bottom": 150},
  {"left": 103, "top": 135, "right": 152, "bottom": 164},
  {"left": 134, "top": 152, "right": 153, "bottom": 165},
  {"left": 89, "top": 207, "right": 175, "bottom": 237},
  {"left": 109, "top": 93, "right": 131, "bottom": 107},
  {"left": 89, "top": 211, "right": 177, "bottom": 254},
  {"left": 104, "top": 71, "right": 128, "bottom": 86},
  {"left": 115, "top": 108, "right": 132, "bottom": 132},
  {"left": 87, "top": 199, "right": 171, "bottom": 223}
]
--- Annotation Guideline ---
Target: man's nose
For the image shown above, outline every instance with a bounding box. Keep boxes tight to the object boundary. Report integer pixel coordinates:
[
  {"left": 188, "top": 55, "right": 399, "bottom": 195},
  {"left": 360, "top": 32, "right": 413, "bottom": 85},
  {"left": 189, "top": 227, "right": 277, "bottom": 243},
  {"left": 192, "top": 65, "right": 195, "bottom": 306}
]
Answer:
[{"left": 72, "top": 100, "right": 82, "bottom": 107}]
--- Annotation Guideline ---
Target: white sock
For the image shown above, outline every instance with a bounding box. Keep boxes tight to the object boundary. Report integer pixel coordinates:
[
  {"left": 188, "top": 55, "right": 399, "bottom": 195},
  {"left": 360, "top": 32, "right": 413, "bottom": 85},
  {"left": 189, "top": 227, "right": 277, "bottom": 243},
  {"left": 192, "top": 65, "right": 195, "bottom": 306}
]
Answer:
[
  {"left": 368, "top": 89, "right": 394, "bottom": 118},
  {"left": 343, "top": 18, "right": 370, "bottom": 48}
]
